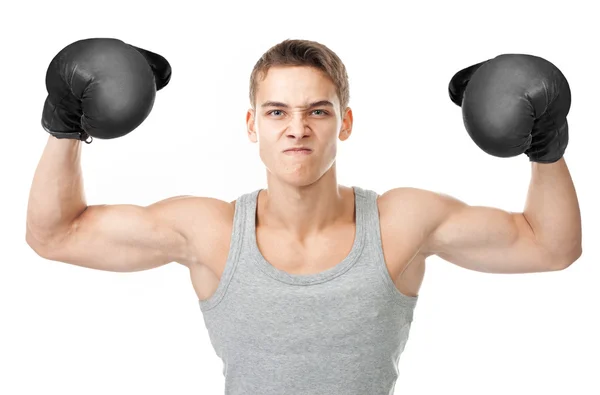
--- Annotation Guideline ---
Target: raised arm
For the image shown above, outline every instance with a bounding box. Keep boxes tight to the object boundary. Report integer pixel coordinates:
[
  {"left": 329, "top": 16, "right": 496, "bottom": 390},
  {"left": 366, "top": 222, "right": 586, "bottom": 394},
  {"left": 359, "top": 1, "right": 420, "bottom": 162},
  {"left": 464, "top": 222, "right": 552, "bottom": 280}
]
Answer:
[
  {"left": 380, "top": 182, "right": 580, "bottom": 275},
  {"left": 25, "top": 137, "right": 233, "bottom": 272},
  {"left": 28, "top": 196, "right": 196, "bottom": 272},
  {"left": 26, "top": 37, "right": 198, "bottom": 272}
]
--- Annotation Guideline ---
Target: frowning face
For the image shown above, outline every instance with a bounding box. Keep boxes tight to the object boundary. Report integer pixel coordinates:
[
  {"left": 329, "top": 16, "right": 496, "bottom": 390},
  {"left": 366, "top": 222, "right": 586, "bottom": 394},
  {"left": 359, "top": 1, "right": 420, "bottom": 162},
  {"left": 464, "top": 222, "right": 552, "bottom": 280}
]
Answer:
[{"left": 247, "top": 66, "right": 352, "bottom": 187}]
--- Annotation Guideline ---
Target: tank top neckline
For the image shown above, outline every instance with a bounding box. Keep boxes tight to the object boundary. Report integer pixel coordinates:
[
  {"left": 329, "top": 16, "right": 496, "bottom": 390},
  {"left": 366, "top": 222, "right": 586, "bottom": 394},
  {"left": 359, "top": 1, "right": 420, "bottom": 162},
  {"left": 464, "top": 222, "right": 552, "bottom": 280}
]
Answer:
[{"left": 247, "top": 186, "right": 367, "bottom": 286}]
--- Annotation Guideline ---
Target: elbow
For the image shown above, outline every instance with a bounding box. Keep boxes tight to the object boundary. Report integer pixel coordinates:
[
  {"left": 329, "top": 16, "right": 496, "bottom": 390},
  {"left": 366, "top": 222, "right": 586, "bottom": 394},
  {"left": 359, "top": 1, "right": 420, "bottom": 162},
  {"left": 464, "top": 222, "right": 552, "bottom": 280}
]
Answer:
[
  {"left": 25, "top": 230, "right": 57, "bottom": 259},
  {"left": 552, "top": 245, "right": 582, "bottom": 270},
  {"left": 25, "top": 232, "right": 48, "bottom": 258}
]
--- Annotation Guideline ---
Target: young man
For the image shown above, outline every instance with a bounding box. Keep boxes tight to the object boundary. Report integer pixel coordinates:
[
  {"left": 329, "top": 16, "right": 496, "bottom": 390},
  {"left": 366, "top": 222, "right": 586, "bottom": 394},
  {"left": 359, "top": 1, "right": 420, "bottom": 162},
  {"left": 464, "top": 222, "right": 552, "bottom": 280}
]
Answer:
[{"left": 26, "top": 38, "right": 582, "bottom": 394}]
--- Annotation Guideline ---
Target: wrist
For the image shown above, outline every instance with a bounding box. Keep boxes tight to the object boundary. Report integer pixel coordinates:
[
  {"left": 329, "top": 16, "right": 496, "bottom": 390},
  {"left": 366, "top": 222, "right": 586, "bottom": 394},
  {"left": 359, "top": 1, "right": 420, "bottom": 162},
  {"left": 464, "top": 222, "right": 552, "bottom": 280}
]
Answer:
[{"left": 525, "top": 121, "right": 569, "bottom": 163}]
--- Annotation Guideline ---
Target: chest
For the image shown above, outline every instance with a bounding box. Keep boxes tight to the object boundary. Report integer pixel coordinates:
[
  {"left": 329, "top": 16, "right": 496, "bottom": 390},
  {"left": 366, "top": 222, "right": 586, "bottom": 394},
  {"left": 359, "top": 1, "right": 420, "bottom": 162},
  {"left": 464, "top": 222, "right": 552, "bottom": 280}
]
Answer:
[
  {"left": 256, "top": 225, "right": 356, "bottom": 275},
  {"left": 191, "top": 211, "right": 426, "bottom": 301}
]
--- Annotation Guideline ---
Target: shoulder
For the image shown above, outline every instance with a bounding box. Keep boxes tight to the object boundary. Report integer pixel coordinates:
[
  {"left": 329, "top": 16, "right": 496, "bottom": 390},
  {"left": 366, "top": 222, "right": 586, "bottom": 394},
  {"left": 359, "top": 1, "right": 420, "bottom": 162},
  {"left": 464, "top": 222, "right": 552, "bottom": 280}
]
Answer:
[
  {"left": 377, "top": 187, "right": 467, "bottom": 248},
  {"left": 154, "top": 195, "right": 236, "bottom": 268},
  {"left": 156, "top": 195, "right": 235, "bottom": 237},
  {"left": 157, "top": 195, "right": 234, "bottom": 215},
  {"left": 377, "top": 186, "right": 463, "bottom": 213}
]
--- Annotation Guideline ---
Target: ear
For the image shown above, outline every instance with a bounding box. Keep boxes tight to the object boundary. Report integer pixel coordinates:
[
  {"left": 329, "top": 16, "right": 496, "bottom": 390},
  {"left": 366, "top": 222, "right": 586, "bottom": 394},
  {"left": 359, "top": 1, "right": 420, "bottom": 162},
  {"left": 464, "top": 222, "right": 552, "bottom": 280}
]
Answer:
[
  {"left": 339, "top": 107, "right": 353, "bottom": 142},
  {"left": 246, "top": 109, "right": 258, "bottom": 143}
]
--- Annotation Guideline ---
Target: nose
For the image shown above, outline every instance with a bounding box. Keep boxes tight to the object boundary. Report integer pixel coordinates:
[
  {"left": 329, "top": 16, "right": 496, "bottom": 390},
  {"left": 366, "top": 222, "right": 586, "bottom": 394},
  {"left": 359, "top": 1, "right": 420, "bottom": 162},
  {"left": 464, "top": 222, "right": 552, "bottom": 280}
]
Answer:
[{"left": 285, "top": 113, "right": 310, "bottom": 140}]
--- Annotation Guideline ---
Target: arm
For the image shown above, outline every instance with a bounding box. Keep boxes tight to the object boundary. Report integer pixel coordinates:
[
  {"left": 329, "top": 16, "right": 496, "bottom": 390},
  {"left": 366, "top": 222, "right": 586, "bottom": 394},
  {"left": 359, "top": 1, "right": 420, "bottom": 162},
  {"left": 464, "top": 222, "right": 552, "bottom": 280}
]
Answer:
[
  {"left": 25, "top": 136, "right": 223, "bottom": 272},
  {"left": 29, "top": 197, "right": 232, "bottom": 272},
  {"left": 425, "top": 158, "right": 581, "bottom": 273},
  {"left": 29, "top": 198, "right": 197, "bottom": 272},
  {"left": 384, "top": 159, "right": 581, "bottom": 274},
  {"left": 432, "top": 54, "right": 581, "bottom": 273}
]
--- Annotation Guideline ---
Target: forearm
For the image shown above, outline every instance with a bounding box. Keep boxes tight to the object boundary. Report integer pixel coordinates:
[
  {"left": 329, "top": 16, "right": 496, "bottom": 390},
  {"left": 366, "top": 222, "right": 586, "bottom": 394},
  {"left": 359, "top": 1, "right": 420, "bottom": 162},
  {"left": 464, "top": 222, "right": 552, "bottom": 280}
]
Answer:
[
  {"left": 523, "top": 157, "right": 582, "bottom": 260},
  {"left": 26, "top": 136, "right": 87, "bottom": 247}
]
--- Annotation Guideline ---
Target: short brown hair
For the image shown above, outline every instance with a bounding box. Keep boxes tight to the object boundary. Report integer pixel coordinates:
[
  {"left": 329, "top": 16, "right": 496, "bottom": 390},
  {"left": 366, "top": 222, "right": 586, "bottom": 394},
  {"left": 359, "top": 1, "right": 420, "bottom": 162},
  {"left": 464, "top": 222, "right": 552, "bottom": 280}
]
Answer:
[{"left": 249, "top": 39, "right": 350, "bottom": 115}]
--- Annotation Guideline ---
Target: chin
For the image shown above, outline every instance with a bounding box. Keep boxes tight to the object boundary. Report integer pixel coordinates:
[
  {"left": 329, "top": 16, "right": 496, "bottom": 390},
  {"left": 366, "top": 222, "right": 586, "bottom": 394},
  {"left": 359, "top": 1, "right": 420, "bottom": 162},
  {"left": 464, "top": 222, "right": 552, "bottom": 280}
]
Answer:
[
  {"left": 280, "top": 176, "right": 316, "bottom": 188},
  {"left": 265, "top": 158, "right": 330, "bottom": 187},
  {"left": 270, "top": 171, "right": 320, "bottom": 188}
]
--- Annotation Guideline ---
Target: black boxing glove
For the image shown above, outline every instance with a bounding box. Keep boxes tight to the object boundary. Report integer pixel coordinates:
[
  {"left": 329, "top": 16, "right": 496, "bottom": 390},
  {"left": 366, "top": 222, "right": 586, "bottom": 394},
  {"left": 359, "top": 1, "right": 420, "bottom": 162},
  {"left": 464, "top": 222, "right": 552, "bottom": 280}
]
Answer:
[
  {"left": 448, "top": 54, "right": 571, "bottom": 163},
  {"left": 41, "top": 38, "right": 172, "bottom": 143}
]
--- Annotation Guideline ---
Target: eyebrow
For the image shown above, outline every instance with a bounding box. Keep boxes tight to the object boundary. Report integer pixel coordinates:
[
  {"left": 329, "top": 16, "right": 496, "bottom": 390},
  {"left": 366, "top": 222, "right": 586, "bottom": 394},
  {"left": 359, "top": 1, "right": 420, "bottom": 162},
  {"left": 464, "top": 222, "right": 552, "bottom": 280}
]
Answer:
[{"left": 260, "top": 100, "right": 334, "bottom": 109}]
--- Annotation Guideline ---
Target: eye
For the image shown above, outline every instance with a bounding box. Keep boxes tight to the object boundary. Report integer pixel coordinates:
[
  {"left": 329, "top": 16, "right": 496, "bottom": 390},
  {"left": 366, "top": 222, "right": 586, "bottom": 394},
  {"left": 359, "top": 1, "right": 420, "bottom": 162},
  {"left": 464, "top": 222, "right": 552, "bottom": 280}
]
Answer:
[{"left": 266, "top": 109, "right": 329, "bottom": 117}]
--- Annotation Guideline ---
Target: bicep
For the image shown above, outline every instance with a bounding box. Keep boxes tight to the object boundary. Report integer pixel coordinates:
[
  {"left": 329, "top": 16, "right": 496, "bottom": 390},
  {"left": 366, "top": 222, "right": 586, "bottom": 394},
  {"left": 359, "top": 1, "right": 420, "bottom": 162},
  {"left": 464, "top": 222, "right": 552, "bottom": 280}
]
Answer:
[
  {"left": 423, "top": 196, "right": 556, "bottom": 274},
  {"left": 42, "top": 198, "right": 194, "bottom": 272}
]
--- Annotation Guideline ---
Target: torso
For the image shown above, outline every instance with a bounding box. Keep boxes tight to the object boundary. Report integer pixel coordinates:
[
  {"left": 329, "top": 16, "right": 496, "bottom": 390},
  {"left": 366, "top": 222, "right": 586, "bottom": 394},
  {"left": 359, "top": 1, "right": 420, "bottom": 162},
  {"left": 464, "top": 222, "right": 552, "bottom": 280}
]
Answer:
[{"left": 188, "top": 186, "right": 427, "bottom": 302}]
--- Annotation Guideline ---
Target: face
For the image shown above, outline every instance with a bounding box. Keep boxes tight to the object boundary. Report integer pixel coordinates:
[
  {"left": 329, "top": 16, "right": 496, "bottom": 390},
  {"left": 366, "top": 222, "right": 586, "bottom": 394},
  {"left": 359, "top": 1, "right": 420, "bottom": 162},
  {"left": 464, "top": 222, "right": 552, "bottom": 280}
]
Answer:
[{"left": 246, "top": 66, "right": 353, "bottom": 188}]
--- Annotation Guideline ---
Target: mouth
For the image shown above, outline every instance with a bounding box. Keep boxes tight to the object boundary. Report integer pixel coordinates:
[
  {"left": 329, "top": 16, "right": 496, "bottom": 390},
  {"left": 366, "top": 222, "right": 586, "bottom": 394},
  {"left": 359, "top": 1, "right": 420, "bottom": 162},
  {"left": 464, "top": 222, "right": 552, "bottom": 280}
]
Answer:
[{"left": 283, "top": 148, "right": 313, "bottom": 155}]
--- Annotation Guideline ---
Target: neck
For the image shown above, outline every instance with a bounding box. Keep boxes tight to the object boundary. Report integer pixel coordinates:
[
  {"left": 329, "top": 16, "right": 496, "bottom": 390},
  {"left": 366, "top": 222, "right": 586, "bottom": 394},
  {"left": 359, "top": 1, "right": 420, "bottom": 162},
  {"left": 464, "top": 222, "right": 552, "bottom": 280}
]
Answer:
[{"left": 260, "top": 165, "right": 350, "bottom": 241}]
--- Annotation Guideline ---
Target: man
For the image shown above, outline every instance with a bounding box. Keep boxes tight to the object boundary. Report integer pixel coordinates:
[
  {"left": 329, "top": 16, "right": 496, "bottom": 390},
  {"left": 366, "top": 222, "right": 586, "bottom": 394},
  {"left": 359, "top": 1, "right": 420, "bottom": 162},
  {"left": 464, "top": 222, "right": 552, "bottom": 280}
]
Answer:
[{"left": 26, "top": 38, "right": 582, "bottom": 394}]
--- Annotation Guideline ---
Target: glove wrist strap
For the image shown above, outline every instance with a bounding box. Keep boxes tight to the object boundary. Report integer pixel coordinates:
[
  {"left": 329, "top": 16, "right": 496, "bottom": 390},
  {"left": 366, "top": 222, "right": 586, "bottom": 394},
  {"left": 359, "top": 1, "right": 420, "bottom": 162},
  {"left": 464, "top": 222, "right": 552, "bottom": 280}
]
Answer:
[{"left": 46, "top": 129, "right": 93, "bottom": 144}]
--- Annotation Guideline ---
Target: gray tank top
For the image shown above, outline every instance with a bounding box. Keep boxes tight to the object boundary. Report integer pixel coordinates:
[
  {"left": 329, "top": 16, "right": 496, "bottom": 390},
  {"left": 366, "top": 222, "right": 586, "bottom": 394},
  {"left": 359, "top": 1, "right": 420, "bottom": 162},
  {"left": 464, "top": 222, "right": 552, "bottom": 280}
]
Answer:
[{"left": 199, "top": 186, "right": 418, "bottom": 394}]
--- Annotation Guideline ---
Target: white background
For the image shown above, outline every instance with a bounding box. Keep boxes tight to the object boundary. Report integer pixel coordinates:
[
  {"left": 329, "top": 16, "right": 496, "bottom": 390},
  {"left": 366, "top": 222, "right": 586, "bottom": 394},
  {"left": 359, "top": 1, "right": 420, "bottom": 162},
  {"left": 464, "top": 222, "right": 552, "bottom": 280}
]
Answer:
[{"left": 2, "top": 1, "right": 598, "bottom": 394}]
